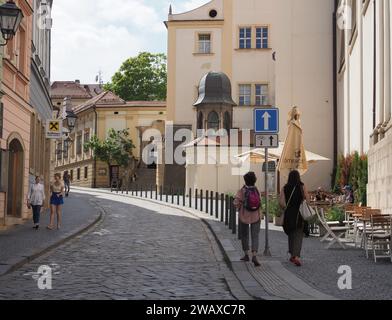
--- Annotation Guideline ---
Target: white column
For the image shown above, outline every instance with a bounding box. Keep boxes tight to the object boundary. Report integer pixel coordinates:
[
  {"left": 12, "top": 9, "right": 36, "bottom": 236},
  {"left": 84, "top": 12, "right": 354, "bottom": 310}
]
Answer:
[{"left": 384, "top": 0, "right": 391, "bottom": 125}]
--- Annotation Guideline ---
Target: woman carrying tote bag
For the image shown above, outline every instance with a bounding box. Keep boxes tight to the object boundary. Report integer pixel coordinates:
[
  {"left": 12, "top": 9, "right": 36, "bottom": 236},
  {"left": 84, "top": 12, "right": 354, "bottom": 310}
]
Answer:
[{"left": 279, "top": 170, "right": 310, "bottom": 267}]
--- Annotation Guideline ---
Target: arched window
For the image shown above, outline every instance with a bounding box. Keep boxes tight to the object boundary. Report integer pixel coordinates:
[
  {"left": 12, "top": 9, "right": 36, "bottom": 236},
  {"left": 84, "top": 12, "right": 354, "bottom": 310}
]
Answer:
[
  {"left": 223, "top": 112, "right": 231, "bottom": 132},
  {"left": 207, "top": 111, "right": 220, "bottom": 130},
  {"left": 197, "top": 111, "right": 204, "bottom": 130}
]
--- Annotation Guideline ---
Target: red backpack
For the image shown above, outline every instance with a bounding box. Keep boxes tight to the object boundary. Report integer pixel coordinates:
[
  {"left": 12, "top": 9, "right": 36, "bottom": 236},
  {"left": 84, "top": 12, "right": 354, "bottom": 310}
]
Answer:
[{"left": 243, "top": 186, "right": 261, "bottom": 211}]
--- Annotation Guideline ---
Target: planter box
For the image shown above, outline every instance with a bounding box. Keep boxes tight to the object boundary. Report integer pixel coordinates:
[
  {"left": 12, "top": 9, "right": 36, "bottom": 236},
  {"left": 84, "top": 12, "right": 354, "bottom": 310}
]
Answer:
[{"left": 274, "top": 216, "right": 284, "bottom": 227}]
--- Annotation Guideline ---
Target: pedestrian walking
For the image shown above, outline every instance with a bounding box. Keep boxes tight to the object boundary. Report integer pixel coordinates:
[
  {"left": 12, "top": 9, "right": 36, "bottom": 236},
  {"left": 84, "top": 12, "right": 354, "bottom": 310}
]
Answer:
[
  {"left": 27, "top": 176, "right": 45, "bottom": 230},
  {"left": 234, "top": 172, "right": 261, "bottom": 267},
  {"left": 48, "top": 173, "right": 65, "bottom": 230},
  {"left": 279, "top": 170, "right": 310, "bottom": 267},
  {"left": 63, "top": 171, "right": 71, "bottom": 197}
]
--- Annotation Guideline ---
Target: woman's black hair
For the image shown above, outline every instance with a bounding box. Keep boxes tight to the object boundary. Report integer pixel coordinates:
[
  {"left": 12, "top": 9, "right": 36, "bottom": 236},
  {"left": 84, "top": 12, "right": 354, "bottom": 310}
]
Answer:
[
  {"left": 244, "top": 172, "right": 257, "bottom": 187},
  {"left": 286, "top": 170, "right": 303, "bottom": 187}
]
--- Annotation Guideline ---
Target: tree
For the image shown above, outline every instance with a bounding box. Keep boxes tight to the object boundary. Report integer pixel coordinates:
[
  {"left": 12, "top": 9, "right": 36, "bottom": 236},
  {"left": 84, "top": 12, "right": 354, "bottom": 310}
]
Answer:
[
  {"left": 105, "top": 52, "right": 167, "bottom": 101},
  {"left": 84, "top": 129, "right": 135, "bottom": 178}
]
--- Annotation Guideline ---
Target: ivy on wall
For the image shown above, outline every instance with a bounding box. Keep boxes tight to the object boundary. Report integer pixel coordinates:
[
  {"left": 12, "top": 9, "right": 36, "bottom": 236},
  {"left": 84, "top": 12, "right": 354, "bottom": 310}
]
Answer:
[{"left": 334, "top": 152, "right": 368, "bottom": 205}]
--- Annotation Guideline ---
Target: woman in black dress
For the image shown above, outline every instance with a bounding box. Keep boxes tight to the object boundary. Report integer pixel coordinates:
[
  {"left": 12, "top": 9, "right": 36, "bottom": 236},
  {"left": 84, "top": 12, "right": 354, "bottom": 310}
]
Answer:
[{"left": 279, "top": 170, "right": 310, "bottom": 266}]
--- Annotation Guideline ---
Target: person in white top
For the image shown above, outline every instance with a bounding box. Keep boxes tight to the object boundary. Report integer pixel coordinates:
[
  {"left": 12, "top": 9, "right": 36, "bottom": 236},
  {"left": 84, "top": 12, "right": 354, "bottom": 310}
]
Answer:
[{"left": 27, "top": 176, "right": 45, "bottom": 230}]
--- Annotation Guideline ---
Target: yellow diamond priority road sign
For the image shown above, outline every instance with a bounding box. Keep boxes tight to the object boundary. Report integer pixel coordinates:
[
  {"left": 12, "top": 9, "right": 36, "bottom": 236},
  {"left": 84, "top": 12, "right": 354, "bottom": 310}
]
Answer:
[{"left": 46, "top": 119, "right": 63, "bottom": 139}]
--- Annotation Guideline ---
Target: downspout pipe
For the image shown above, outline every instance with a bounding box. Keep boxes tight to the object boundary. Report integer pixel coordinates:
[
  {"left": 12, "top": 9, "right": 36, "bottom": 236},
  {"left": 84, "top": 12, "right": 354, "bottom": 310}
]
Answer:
[
  {"left": 332, "top": 0, "right": 339, "bottom": 186},
  {"left": 93, "top": 106, "right": 98, "bottom": 188}
]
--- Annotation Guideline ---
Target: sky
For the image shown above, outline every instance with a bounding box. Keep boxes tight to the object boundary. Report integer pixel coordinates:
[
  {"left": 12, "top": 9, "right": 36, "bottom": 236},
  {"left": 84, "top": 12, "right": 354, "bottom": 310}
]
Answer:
[{"left": 51, "top": 0, "right": 208, "bottom": 84}]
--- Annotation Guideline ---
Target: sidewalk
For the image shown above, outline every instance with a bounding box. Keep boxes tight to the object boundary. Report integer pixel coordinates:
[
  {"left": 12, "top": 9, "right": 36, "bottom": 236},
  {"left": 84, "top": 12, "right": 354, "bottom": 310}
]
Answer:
[{"left": 0, "top": 193, "right": 103, "bottom": 277}]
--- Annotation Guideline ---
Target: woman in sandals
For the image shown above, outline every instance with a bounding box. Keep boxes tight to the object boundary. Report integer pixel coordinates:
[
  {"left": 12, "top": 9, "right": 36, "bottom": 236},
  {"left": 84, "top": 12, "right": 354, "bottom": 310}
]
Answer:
[
  {"left": 279, "top": 170, "right": 310, "bottom": 267},
  {"left": 234, "top": 172, "right": 261, "bottom": 267},
  {"left": 48, "top": 173, "right": 65, "bottom": 230}
]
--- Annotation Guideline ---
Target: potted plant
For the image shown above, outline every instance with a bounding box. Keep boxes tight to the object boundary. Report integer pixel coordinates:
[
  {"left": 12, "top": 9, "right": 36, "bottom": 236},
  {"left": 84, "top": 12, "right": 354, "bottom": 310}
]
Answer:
[{"left": 261, "top": 196, "right": 280, "bottom": 224}]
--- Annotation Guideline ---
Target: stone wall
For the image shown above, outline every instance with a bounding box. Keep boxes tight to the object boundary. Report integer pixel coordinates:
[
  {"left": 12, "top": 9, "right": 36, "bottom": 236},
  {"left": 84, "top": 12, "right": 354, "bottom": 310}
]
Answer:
[{"left": 368, "top": 130, "right": 392, "bottom": 214}]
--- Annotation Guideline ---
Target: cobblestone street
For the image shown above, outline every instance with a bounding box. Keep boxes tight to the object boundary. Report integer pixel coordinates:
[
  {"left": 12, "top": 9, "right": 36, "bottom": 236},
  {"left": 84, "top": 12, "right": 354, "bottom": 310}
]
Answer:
[{"left": 0, "top": 192, "right": 236, "bottom": 300}]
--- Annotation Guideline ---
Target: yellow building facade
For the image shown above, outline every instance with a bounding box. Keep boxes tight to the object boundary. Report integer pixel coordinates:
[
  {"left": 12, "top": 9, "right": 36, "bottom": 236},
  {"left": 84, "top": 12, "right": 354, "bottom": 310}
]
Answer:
[{"left": 54, "top": 91, "right": 166, "bottom": 188}]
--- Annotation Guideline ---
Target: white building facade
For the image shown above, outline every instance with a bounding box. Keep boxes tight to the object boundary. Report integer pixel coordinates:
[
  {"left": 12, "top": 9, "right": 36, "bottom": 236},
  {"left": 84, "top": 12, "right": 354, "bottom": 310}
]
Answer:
[
  {"left": 165, "top": 0, "right": 335, "bottom": 191},
  {"left": 336, "top": 0, "right": 392, "bottom": 214}
]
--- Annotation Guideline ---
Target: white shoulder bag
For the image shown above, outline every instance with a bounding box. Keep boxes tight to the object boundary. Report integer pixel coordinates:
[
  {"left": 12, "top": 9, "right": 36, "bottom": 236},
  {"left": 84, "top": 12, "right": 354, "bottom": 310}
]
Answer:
[{"left": 299, "top": 188, "right": 316, "bottom": 222}]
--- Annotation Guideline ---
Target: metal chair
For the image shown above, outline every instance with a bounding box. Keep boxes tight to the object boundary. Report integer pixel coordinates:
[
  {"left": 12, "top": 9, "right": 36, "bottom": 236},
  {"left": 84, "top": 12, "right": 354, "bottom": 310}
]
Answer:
[{"left": 316, "top": 207, "right": 349, "bottom": 249}]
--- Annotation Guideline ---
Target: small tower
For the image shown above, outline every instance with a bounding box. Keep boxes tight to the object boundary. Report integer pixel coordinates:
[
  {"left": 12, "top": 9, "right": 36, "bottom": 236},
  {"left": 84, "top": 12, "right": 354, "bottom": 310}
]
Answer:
[{"left": 194, "top": 72, "right": 236, "bottom": 134}]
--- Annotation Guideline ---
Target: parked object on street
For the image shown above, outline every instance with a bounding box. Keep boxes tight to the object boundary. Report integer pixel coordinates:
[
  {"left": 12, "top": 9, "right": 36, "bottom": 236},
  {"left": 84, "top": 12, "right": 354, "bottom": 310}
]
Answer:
[
  {"left": 279, "top": 170, "right": 310, "bottom": 267},
  {"left": 234, "top": 172, "right": 262, "bottom": 267},
  {"left": 48, "top": 173, "right": 65, "bottom": 230},
  {"left": 27, "top": 176, "right": 45, "bottom": 230}
]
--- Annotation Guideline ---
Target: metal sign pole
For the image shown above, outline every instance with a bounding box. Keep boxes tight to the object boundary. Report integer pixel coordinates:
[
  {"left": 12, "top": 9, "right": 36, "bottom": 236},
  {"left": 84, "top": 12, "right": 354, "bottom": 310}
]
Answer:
[{"left": 264, "top": 147, "right": 271, "bottom": 256}]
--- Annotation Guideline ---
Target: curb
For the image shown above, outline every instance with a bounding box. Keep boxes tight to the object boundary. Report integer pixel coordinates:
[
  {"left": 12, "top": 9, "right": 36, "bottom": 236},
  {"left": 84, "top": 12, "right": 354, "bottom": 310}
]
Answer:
[{"left": 0, "top": 204, "right": 104, "bottom": 278}]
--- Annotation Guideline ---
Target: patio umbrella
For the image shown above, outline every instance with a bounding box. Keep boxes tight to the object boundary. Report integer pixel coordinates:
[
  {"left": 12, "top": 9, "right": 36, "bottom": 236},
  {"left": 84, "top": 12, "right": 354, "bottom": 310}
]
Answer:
[
  {"left": 277, "top": 106, "right": 308, "bottom": 175},
  {"left": 236, "top": 143, "right": 330, "bottom": 166}
]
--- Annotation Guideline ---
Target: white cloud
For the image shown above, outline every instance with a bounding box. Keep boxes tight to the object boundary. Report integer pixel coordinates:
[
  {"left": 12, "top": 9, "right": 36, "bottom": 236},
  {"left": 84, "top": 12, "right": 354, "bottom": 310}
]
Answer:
[{"left": 51, "top": 0, "right": 210, "bottom": 83}]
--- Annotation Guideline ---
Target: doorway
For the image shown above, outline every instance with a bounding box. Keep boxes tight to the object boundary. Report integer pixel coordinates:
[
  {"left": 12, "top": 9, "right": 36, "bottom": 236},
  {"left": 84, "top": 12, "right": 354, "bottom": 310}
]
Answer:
[
  {"left": 7, "top": 139, "right": 24, "bottom": 217},
  {"left": 109, "top": 165, "right": 120, "bottom": 187}
]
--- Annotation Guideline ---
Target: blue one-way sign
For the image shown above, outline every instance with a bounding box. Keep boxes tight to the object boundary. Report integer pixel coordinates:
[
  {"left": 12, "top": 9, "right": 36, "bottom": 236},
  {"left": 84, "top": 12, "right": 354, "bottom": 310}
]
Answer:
[{"left": 254, "top": 108, "right": 279, "bottom": 133}]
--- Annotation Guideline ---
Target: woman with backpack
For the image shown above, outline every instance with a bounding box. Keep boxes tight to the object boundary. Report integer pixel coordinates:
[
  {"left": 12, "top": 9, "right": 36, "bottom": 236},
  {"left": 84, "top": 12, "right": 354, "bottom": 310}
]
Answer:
[
  {"left": 279, "top": 170, "right": 310, "bottom": 267},
  {"left": 234, "top": 172, "right": 261, "bottom": 267}
]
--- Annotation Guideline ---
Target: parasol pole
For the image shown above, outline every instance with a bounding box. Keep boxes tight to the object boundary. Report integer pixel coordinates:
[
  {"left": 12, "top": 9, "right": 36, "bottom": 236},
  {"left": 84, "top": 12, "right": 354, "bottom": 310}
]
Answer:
[{"left": 264, "top": 147, "right": 271, "bottom": 256}]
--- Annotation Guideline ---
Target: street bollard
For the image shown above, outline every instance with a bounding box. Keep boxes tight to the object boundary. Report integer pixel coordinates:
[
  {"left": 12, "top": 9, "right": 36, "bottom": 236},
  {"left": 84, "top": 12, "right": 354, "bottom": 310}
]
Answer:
[
  {"left": 225, "top": 195, "right": 229, "bottom": 226},
  {"left": 238, "top": 212, "right": 241, "bottom": 240},
  {"left": 200, "top": 190, "right": 203, "bottom": 212},
  {"left": 171, "top": 186, "right": 174, "bottom": 204},
  {"left": 145, "top": 186, "right": 148, "bottom": 198},
  {"left": 210, "top": 191, "right": 214, "bottom": 216},
  {"left": 177, "top": 188, "right": 180, "bottom": 205},
  {"left": 160, "top": 185, "right": 163, "bottom": 201},
  {"left": 190, "top": 188, "right": 193, "bottom": 208},
  {"left": 183, "top": 188, "right": 186, "bottom": 207},
  {"left": 206, "top": 191, "right": 209, "bottom": 214},
  {"left": 150, "top": 185, "right": 153, "bottom": 199},
  {"left": 166, "top": 187, "right": 168, "bottom": 203},
  {"left": 194, "top": 189, "right": 198, "bottom": 210},
  {"left": 228, "top": 196, "right": 232, "bottom": 230},
  {"left": 231, "top": 197, "right": 236, "bottom": 235},
  {"left": 155, "top": 185, "right": 158, "bottom": 200},
  {"left": 220, "top": 193, "right": 224, "bottom": 222},
  {"left": 215, "top": 192, "right": 219, "bottom": 219}
]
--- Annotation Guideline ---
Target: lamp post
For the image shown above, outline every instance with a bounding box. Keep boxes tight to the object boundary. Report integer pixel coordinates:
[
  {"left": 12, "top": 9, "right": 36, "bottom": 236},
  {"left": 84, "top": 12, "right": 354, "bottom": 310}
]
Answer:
[{"left": 0, "top": 0, "right": 23, "bottom": 46}]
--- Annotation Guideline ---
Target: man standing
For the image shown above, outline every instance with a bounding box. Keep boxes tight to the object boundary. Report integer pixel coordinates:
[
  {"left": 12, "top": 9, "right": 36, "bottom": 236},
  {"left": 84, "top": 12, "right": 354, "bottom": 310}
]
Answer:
[{"left": 63, "top": 171, "right": 71, "bottom": 197}]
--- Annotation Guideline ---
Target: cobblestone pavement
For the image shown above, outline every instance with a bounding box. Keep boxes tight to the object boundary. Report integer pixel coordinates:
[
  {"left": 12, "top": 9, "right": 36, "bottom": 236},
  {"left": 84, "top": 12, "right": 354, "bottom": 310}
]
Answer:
[{"left": 0, "top": 193, "right": 236, "bottom": 300}]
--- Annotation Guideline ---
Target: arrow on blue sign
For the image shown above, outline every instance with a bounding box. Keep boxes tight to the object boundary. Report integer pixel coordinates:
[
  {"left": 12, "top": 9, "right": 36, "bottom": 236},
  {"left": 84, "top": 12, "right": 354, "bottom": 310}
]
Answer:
[{"left": 254, "top": 108, "right": 279, "bottom": 133}]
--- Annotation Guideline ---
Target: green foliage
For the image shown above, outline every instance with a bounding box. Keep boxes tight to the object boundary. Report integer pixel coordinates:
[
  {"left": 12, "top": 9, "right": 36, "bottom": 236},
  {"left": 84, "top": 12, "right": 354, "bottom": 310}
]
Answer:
[
  {"left": 105, "top": 52, "right": 167, "bottom": 101},
  {"left": 325, "top": 206, "right": 345, "bottom": 223},
  {"left": 84, "top": 129, "right": 135, "bottom": 168},
  {"left": 261, "top": 197, "right": 281, "bottom": 217},
  {"left": 333, "top": 152, "right": 368, "bottom": 205}
]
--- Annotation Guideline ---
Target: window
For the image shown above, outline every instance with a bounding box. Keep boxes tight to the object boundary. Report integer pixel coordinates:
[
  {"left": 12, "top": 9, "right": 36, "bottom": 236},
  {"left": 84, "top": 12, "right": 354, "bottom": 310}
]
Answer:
[
  {"left": 256, "top": 27, "right": 269, "bottom": 49},
  {"left": 223, "top": 112, "right": 231, "bottom": 132},
  {"left": 239, "top": 84, "right": 252, "bottom": 106},
  {"left": 77, "top": 168, "right": 81, "bottom": 180},
  {"left": 197, "top": 112, "right": 204, "bottom": 130},
  {"left": 56, "top": 142, "right": 62, "bottom": 160},
  {"left": 255, "top": 84, "right": 269, "bottom": 106},
  {"left": 76, "top": 132, "right": 82, "bottom": 155},
  {"left": 18, "top": 27, "right": 26, "bottom": 74},
  {"left": 84, "top": 166, "right": 88, "bottom": 179},
  {"left": 0, "top": 103, "right": 4, "bottom": 139},
  {"left": 198, "top": 34, "right": 211, "bottom": 54},
  {"left": 239, "top": 27, "right": 252, "bottom": 49},
  {"left": 207, "top": 112, "right": 220, "bottom": 130},
  {"left": 63, "top": 140, "right": 69, "bottom": 159},
  {"left": 84, "top": 129, "right": 90, "bottom": 152}
]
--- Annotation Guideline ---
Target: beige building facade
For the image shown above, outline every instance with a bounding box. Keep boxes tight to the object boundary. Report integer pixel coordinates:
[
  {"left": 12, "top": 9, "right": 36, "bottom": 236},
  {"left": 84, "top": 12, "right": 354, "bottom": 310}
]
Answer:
[
  {"left": 336, "top": 0, "right": 392, "bottom": 214},
  {"left": 53, "top": 91, "right": 166, "bottom": 188},
  {"left": 165, "top": 0, "right": 335, "bottom": 192}
]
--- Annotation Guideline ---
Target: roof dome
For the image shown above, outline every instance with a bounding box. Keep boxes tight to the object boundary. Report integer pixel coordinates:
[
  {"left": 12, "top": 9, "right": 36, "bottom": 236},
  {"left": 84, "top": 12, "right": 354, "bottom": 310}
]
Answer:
[{"left": 194, "top": 72, "right": 237, "bottom": 106}]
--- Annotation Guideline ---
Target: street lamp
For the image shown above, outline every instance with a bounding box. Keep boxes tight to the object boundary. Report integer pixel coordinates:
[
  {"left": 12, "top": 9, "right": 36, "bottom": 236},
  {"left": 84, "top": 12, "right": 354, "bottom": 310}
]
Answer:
[
  {"left": 0, "top": 0, "right": 23, "bottom": 46},
  {"left": 66, "top": 110, "right": 77, "bottom": 131}
]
